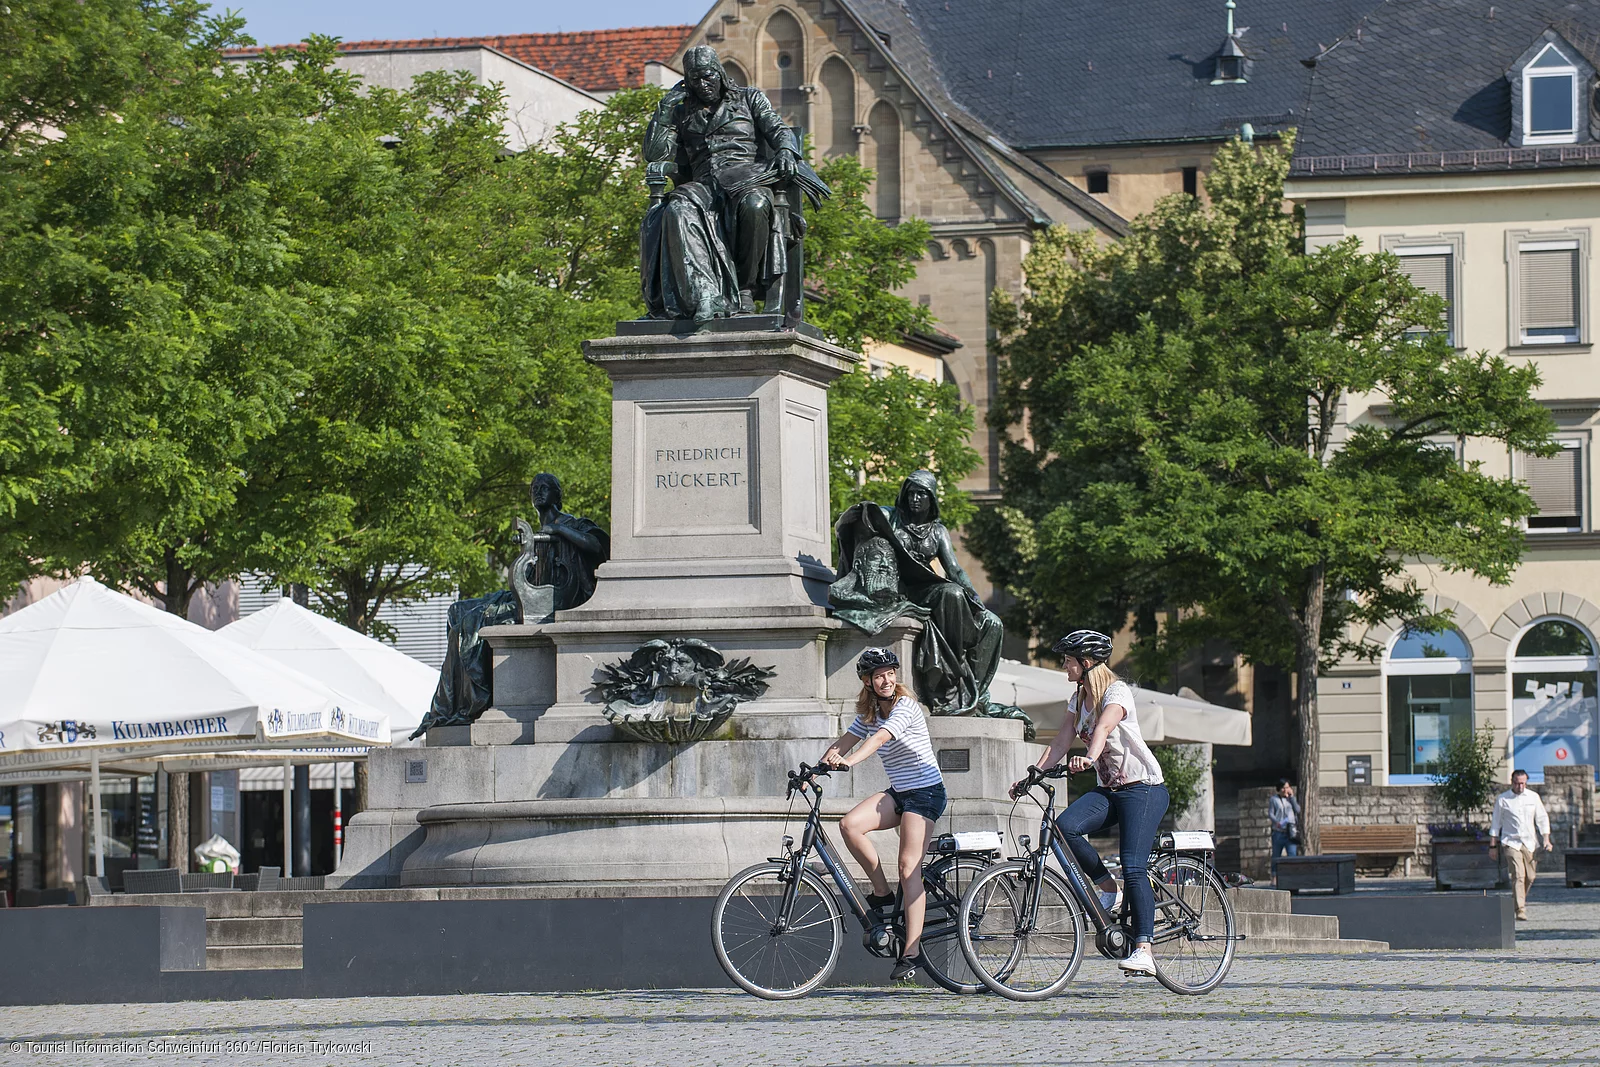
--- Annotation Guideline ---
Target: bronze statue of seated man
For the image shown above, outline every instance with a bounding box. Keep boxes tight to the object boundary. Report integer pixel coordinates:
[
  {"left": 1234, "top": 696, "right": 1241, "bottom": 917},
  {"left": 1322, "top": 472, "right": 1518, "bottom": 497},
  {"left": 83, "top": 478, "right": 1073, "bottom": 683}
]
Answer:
[{"left": 639, "top": 45, "right": 829, "bottom": 326}]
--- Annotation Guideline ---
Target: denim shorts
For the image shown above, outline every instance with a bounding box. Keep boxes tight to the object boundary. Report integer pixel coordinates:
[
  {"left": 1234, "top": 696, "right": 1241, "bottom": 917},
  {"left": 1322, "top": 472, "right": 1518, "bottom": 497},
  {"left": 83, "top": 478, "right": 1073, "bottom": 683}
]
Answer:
[{"left": 887, "top": 783, "right": 948, "bottom": 822}]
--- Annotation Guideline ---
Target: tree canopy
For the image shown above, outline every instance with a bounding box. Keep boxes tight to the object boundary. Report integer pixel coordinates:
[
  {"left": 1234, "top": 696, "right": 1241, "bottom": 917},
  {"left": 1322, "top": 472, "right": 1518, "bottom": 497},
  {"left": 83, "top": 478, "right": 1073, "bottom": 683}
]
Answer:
[
  {"left": 1, "top": 3, "right": 976, "bottom": 632},
  {"left": 967, "top": 135, "right": 1555, "bottom": 846}
]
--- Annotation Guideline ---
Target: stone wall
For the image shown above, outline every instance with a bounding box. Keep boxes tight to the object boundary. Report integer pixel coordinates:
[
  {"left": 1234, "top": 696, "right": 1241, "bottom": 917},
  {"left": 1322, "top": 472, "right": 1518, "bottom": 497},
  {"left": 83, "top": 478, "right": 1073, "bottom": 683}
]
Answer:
[{"left": 1238, "top": 766, "right": 1595, "bottom": 881}]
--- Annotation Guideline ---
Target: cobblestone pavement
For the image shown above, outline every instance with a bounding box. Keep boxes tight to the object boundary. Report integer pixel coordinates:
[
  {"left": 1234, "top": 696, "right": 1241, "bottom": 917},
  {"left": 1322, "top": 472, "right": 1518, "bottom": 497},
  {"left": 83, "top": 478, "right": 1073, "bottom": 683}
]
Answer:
[{"left": 2, "top": 883, "right": 1595, "bottom": 1067}]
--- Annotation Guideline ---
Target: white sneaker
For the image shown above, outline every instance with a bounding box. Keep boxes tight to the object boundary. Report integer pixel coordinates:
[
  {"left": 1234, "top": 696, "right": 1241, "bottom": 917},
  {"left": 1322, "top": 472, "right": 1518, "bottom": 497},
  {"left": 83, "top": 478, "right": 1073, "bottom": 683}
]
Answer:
[
  {"left": 1118, "top": 945, "right": 1157, "bottom": 976},
  {"left": 1098, "top": 887, "right": 1123, "bottom": 914}
]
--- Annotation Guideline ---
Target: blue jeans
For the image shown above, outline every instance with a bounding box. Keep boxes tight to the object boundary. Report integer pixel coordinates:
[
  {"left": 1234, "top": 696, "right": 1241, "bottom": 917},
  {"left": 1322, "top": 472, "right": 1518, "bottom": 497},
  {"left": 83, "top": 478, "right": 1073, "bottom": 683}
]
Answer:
[
  {"left": 1271, "top": 828, "right": 1299, "bottom": 873},
  {"left": 1056, "top": 782, "right": 1170, "bottom": 942}
]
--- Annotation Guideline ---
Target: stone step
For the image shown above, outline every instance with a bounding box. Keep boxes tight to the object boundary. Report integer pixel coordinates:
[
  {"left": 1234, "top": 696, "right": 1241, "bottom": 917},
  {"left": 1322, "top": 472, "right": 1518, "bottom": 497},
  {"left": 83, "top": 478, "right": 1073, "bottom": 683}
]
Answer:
[
  {"left": 1235, "top": 936, "right": 1388, "bottom": 955},
  {"left": 207, "top": 916, "right": 301, "bottom": 946},
  {"left": 1228, "top": 886, "right": 1291, "bottom": 914},
  {"left": 1231, "top": 909, "right": 1338, "bottom": 939},
  {"left": 206, "top": 945, "right": 303, "bottom": 970}
]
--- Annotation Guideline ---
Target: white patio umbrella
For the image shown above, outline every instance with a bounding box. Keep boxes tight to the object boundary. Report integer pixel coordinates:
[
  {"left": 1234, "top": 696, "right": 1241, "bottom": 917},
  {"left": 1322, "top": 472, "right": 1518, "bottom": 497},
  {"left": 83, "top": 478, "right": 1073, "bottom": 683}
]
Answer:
[
  {"left": 0, "top": 577, "right": 390, "bottom": 876},
  {"left": 219, "top": 598, "right": 432, "bottom": 744},
  {"left": 992, "top": 658, "right": 1253, "bottom": 746},
  {"left": 218, "top": 599, "right": 434, "bottom": 868}
]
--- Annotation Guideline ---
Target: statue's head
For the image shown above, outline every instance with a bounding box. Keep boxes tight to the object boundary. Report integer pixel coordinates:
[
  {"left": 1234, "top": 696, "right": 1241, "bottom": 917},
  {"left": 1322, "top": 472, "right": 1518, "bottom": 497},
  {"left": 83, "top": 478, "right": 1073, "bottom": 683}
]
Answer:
[
  {"left": 856, "top": 537, "right": 900, "bottom": 601},
  {"left": 897, "top": 470, "right": 940, "bottom": 524},
  {"left": 531, "top": 472, "right": 563, "bottom": 512},
  {"left": 683, "top": 46, "right": 726, "bottom": 105}
]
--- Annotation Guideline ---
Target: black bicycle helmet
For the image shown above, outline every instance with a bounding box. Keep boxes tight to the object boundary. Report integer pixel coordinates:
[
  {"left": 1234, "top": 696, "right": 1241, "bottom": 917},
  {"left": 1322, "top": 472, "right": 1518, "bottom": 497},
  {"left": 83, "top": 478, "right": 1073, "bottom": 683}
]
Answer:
[
  {"left": 856, "top": 646, "right": 900, "bottom": 676},
  {"left": 1052, "top": 629, "right": 1113, "bottom": 663}
]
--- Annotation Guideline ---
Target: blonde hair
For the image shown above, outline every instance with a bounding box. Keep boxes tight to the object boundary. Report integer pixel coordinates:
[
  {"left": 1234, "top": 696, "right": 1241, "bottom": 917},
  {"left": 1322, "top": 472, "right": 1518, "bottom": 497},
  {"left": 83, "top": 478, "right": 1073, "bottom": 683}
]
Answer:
[
  {"left": 1075, "top": 661, "right": 1120, "bottom": 722},
  {"left": 857, "top": 679, "right": 915, "bottom": 726}
]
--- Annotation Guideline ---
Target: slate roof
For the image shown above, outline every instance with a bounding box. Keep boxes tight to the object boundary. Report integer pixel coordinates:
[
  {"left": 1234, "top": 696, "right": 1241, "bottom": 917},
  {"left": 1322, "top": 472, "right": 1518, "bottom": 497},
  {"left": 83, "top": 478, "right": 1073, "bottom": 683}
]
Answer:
[
  {"left": 810, "top": 0, "right": 1130, "bottom": 234},
  {"left": 877, "top": 0, "right": 1383, "bottom": 148},
  {"left": 230, "top": 26, "right": 693, "bottom": 94},
  {"left": 1292, "top": 0, "right": 1600, "bottom": 173}
]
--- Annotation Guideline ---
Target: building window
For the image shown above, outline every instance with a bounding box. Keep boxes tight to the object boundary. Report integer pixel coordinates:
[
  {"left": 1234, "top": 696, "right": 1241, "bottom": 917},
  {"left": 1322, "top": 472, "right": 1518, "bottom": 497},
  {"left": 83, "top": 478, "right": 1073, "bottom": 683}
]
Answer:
[
  {"left": 1382, "top": 233, "right": 1463, "bottom": 346},
  {"left": 1524, "top": 44, "right": 1579, "bottom": 144},
  {"left": 1182, "top": 166, "right": 1199, "bottom": 197},
  {"left": 1396, "top": 246, "right": 1455, "bottom": 344},
  {"left": 1518, "top": 439, "right": 1586, "bottom": 532},
  {"left": 1386, "top": 627, "right": 1473, "bottom": 783},
  {"left": 1086, "top": 170, "right": 1109, "bottom": 195},
  {"left": 1521, "top": 242, "right": 1581, "bottom": 343},
  {"left": 1507, "top": 229, "right": 1589, "bottom": 347},
  {"left": 1510, "top": 618, "right": 1599, "bottom": 782}
]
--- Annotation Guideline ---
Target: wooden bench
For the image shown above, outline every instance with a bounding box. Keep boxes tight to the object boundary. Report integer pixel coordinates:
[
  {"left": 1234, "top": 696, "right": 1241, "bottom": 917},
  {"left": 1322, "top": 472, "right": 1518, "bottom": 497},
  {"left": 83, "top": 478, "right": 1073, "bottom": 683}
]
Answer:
[{"left": 1319, "top": 824, "right": 1420, "bottom": 876}]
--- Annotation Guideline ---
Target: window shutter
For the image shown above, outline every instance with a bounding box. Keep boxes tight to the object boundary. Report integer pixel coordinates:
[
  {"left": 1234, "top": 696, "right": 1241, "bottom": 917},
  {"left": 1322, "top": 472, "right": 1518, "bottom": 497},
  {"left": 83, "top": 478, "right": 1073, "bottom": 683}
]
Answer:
[
  {"left": 1399, "top": 253, "right": 1450, "bottom": 301},
  {"left": 1521, "top": 248, "right": 1580, "bottom": 330},
  {"left": 237, "top": 574, "right": 283, "bottom": 617},
  {"left": 1522, "top": 447, "right": 1582, "bottom": 520}
]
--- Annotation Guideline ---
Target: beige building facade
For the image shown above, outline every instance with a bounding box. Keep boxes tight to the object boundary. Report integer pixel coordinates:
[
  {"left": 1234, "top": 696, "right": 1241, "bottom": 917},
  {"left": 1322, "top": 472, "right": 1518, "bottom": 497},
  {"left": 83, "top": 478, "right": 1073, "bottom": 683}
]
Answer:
[
  {"left": 1293, "top": 170, "right": 1600, "bottom": 788},
  {"left": 1288, "top": 10, "right": 1600, "bottom": 788}
]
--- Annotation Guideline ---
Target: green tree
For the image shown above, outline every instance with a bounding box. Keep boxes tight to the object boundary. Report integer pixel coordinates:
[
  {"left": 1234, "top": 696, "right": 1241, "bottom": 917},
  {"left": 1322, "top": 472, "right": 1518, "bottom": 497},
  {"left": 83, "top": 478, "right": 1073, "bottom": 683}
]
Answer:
[
  {"left": 0, "top": 0, "right": 227, "bottom": 594},
  {"left": 1430, "top": 725, "right": 1500, "bottom": 824},
  {"left": 827, "top": 364, "right": 979, "bottom": 527},
  {"left": 3, "top": 15, "right": 358, "bottom": 615},
  {"left": 248, "top": 78, "right": 641, "bottom": 629},
  {"left": 804, "top": 153, "right": 979, "bottom": 524},
  {"left": 968, "top": 136, "right": 1555, "bottom": 849}
]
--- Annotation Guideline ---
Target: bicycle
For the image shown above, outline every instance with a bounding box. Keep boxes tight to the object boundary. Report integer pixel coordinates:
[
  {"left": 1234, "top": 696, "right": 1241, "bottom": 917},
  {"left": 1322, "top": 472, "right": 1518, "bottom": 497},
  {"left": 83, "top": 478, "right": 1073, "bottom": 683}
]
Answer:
[
  {"left": 711, "top": 762, "right": 1004, "bottom": 999},
  {"left": 956, "top": 763, "right": 1242, "bottom": 999}
]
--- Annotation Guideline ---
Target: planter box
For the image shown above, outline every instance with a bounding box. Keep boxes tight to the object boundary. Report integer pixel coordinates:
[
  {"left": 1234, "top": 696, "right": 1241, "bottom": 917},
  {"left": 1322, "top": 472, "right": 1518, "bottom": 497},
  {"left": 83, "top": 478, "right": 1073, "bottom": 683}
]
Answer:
[
  {"left": 1275, "top": 853, "right": 1356, "bottom": 895},
  {"left": 1566, "top": 848, "right": 1600, "bottom": 888},
  {"left": 1433, "top": 837, "right": 1505, "bottom": 890}
]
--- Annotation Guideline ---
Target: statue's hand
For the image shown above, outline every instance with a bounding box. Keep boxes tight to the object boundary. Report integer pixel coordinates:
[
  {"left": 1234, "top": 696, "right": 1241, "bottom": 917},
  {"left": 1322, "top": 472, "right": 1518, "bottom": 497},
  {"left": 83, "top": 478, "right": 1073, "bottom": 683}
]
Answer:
[
  {"left": 660, "top": 86, "right": 688, "bottom": 111},
  {"left": 773, "top": 148, "right": 797, "bottom": 179}
]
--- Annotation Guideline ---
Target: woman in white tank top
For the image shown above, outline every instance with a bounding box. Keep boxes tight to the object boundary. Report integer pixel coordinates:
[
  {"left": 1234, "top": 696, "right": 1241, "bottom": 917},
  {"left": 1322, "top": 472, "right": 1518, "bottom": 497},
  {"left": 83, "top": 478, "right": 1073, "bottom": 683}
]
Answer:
[{"left": 1010, "top": 629, "right": 1170, "bottom": 977}]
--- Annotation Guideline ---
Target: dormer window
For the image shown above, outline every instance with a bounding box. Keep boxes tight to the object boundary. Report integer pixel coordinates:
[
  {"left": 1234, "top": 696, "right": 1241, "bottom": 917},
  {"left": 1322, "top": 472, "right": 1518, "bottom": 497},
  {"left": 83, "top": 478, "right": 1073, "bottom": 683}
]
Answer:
[
  {"left": 1215, "top": 45, "right": 1245, "bottom": 84},
  {"left": 1210, "top": 2, "right": 1248, "bottom": 85},
  {"left": 1524, "top": 43, "right": 1579, "bottom": 144}
]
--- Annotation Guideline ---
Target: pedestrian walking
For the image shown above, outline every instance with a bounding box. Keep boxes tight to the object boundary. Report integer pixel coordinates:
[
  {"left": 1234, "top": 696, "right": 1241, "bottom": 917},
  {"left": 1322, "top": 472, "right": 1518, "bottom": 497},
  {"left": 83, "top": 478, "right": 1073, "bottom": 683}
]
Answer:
[
  {"left": 1489, "top": 769, "right": 1553, "bottom": 921},
  {"left": 1269, "top": 778, "right": 1302, "bottom": 880}
]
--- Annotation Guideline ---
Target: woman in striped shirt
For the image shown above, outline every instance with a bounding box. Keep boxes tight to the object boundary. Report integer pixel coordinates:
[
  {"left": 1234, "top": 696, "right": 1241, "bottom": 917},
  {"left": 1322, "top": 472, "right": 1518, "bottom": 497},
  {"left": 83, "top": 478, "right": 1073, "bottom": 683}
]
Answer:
[{"left": 821, "top": 646, "right": 947, "bottom": 981}]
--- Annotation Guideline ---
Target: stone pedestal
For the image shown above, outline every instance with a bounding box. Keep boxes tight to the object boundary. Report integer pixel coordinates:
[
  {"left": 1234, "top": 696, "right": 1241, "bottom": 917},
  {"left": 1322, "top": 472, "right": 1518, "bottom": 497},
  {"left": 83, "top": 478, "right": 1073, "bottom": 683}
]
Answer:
[
  {"left": 574, "top": 328, "right": 855, "bottom": 618},
  {"left": 333, "top": 327, "right": 1038, "bottom": 891}
]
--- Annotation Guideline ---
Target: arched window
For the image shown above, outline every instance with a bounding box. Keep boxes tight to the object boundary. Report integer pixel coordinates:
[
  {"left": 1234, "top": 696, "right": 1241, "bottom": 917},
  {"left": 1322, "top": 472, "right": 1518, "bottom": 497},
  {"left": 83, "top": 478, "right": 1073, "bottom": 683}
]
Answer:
[
  {"left": 760, "top": 10, "right": 804, "bottom": 125},
  {"left": 815, "top": 56, "right": 855, "bottom": 159},
  {"left": 1386, "top": 627, "right": 1473, "bottom": 783},
  {"left": 1510, "top": 617, "right": 1599, "bottom": 781},
  {"left": 867, "top": 100, "right": 901, "bottom": 222},
  {"left": 720, "top": 58, "right": 749, "bottom": 88}
]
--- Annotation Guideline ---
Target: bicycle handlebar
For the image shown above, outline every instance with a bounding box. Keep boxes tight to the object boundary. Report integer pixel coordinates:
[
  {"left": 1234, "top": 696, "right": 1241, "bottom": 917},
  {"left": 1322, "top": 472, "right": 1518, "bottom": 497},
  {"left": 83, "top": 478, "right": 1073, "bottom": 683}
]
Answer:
[
  {"left": 786, "top": 762, "right": 842, "bottom": 798},
  {"left": 1009, "top": 763, "right": 1069, "bottom": 799}
]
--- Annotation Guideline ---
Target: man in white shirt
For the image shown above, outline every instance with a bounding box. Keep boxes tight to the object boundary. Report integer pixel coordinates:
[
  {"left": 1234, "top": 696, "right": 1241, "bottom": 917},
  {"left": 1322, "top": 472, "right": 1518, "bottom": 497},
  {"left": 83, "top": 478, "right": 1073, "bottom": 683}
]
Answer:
[{"left": 1489, "top": 769, "right": 1554, "bottom": 920}]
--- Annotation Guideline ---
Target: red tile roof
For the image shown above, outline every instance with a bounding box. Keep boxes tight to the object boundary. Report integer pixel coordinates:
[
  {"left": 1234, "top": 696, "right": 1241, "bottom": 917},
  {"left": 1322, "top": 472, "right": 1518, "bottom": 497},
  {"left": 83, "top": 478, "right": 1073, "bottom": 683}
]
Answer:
[{"left": 230, "top": 26, "right": 693, "bottom": 94}]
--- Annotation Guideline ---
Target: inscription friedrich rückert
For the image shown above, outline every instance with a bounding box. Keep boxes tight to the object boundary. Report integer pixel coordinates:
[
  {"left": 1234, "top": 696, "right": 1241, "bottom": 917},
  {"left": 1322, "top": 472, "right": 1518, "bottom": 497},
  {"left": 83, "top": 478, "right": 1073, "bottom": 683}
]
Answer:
[{"left": 654, "top": 446, "right": 745, "bottom": 490}]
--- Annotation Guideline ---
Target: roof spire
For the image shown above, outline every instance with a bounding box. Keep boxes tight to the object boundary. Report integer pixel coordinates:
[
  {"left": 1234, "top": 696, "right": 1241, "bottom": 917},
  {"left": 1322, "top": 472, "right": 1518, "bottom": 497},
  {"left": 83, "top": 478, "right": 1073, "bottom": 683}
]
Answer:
[{"left": 1212, "top": 0, "right": 1247, "bottom": 84}]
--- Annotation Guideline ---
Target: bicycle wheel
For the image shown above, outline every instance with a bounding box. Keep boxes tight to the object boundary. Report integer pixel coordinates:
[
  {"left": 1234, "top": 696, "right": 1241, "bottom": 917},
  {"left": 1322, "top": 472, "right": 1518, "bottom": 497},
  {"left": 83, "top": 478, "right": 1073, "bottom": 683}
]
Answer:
[
  {"left": 1148, "top": 855, "right": 1236, "bottom": 995},
  {"left": 713, "top": 862, "right": 843, "bottom": 999},
  {"left": 916, "top": 855, "right": 993, "bottom": 994},
  {"left": 957, "top": 860, "right": 1086, "bottom": 1001}
]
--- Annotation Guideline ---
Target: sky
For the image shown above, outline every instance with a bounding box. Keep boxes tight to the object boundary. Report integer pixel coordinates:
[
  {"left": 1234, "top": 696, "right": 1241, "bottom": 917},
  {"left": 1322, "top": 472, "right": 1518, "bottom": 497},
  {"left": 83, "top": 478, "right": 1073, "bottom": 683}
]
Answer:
[{"left": 234, "top": 0, "right": 712, "bottom": 47}]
